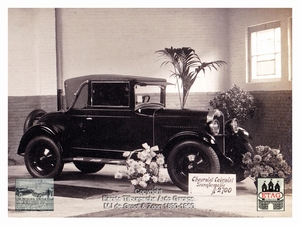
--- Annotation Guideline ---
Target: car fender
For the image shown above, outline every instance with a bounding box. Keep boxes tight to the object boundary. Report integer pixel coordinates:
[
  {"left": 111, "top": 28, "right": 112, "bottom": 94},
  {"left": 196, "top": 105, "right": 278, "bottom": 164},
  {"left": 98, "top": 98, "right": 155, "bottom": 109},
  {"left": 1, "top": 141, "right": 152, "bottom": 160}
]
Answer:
[
  {"left": 164, "top": 131, "right": 233, "bottom": 166},
  {"left": 225, "top": 119, "right": 252, "bottom": 140},
  {"left": 17, "top": 123, "right": 63, "bottom": 155},
  {"left": 163, "top": 130, "right": 220, "bottom": 158},
  {"left": 237, "top": 127, "right": 252, "bottom": 140},
  {"left": 168, "top": 130, "right": 217, "bottom": 145}
]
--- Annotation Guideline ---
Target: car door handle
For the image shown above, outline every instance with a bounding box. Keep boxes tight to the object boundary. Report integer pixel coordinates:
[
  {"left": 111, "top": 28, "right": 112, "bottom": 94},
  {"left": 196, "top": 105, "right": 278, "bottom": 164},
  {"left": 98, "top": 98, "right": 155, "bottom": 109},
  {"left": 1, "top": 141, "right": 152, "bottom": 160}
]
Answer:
[{"left": 86, "top": 117, "right": 93, "bottom": 120}]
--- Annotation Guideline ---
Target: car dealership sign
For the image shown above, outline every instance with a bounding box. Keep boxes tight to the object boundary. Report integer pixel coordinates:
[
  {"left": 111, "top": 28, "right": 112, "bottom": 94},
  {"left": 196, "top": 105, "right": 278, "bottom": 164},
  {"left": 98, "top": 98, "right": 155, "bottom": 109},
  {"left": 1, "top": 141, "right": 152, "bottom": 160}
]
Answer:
[{"left": 188, "top": 174, "right": 236, "bottom": 196}]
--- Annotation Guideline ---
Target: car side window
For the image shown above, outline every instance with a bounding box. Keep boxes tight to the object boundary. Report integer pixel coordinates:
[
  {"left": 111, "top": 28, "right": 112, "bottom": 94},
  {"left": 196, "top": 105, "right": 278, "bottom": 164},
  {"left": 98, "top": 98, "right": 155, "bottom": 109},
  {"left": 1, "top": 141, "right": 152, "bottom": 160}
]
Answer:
[
  {"left": 91, "top": 82, "right": 130, "bottom": 107},
  {"left": 73, "top": 83, "right": 88, "bottom": 109}
]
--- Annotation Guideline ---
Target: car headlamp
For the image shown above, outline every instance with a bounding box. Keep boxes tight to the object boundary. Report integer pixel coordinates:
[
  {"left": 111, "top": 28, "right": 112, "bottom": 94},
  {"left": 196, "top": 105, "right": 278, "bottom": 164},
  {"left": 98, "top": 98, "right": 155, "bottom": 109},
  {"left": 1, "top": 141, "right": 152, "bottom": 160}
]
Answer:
[
  {"left": 230, "top": 118, "right": 239, "bottom": 133},
  {"left": 209, "top": 119, "right": 220, "bottom": 136}
]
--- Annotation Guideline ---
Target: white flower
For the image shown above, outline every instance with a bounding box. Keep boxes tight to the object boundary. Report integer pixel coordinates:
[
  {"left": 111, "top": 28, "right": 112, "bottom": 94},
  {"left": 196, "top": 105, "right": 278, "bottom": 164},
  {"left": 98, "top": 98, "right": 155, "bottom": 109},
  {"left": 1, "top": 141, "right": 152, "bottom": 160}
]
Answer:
[
  {"left": 117, "top": 144, "right": 169, "bottom": 187},
  {"left": 133, "top": 161, "right": 139, "bottom": 168},
  {"left": 137, "top": 161, "right": 145, "bottom": 168},
  {"left": 142, "top": 173, "right": 150, "bottom": 182},
  {"left": 127, "top": 159, "right": 135, "bottom": 167},
  {"left": 114, "top": 171, "right": 123, "bottom": 179},
  {"left": 157, "top": 153, "right": 164, "bottom": 159},
  {"left": 150, "top": 162, "right": 158, "bottom": 169},
  {"left": 127, "top": 166, "right": 135, "bottom": 175},
  {"left": 137, "top": 167, "right": 147, "bottom": 174},
  {"left": 158, "top": 175, "right": 167, "bottom": 183},
  {"left": 151, "top": 176, "right": 158, "bottom": 183},
  {"left": 131, "top": 179, "right": 138, "bottom": 186},
  {"left": 138, "top": 180, "right": 147, "bottom": 188},
  {"left": 156, "top": 154, "right": 165, "bottom": 165},
  {"left": 123, "top": 151, "right": 131, "bottom": 157}
]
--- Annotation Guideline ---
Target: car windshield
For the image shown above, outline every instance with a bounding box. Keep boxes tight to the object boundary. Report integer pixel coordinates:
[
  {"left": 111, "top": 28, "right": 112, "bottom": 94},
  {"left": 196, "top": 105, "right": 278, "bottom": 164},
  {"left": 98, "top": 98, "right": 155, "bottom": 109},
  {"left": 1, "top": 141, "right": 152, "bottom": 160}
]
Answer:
[{"left": 135, "top": 84, "right": 164, "bottom": 106}]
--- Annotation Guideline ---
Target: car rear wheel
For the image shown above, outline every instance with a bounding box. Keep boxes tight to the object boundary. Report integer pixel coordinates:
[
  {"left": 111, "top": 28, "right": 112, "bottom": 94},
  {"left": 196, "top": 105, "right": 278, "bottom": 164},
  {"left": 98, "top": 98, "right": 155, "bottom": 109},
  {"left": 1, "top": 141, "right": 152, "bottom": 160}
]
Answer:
[
  {"left": 167, "top": 141, "right": 220, "bottom": 192},
  {"left": 73, "top": 162, "right": 105, "bottom": 173},
  {"left": 24, "top": 136, "right": 63, "bottom": 178},
  {"left": 23, "top": 109, "right": 47, "bottom": 133}
]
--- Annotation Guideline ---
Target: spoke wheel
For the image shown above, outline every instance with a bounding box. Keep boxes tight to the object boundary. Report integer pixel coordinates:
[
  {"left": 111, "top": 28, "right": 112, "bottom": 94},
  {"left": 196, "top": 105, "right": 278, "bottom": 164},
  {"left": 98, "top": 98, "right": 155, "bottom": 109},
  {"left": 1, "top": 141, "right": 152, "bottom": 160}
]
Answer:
[
  {"left": 24, "top": 136, "right": 63, "bottom": 178},
  {"left": 167, "top": 141, "right": 220, "bottom": 192}
]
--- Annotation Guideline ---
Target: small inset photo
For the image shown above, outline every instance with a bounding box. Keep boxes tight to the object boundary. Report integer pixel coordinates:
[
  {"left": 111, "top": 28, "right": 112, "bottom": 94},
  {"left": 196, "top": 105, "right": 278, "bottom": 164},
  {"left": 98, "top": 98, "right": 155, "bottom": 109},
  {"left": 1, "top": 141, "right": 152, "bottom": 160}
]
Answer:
[{"left": 15, "top": 178, "right": 54, "bottom": 211}]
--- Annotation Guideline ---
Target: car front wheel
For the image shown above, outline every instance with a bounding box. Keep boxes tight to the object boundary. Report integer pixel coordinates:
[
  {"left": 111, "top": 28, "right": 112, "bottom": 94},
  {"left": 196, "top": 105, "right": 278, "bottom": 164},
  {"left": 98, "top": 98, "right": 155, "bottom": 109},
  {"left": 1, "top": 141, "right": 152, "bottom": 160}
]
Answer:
[
  {"left": 167, "top": 140, "right": 220, "bottom": 192},
  {"left": 24, "top": 136, "right": 63, "bottom": 178},
  {"left": 73, "top": 162, "right": 105, "bottom": 173}
]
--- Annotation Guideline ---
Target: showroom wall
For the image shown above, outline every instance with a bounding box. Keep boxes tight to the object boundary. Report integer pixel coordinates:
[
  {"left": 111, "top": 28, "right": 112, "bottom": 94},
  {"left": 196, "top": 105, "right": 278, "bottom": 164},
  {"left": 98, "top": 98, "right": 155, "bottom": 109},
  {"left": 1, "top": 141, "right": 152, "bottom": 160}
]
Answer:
[
  {"left": 227, "top": 8, "right": 292, "bottom": 91},
  {"left": 226, "top": 8, "right": 292, "bottom": 165},
  {"left": 8, "top": 8, "right": 57, "bottom": 96},
  {"left": 8, "top": 8, "right": 292, "bottom": 165},
  {"left": 55, "top": 8, "right": 229, "bottom": 92}
]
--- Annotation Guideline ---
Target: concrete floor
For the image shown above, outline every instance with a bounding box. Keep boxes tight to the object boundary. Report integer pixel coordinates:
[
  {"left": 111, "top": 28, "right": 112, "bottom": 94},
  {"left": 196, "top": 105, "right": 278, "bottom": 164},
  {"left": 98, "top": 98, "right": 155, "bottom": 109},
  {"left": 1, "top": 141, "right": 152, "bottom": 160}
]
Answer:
[{"left": 7, "top": 163, "right": 292, "bottom": 218}]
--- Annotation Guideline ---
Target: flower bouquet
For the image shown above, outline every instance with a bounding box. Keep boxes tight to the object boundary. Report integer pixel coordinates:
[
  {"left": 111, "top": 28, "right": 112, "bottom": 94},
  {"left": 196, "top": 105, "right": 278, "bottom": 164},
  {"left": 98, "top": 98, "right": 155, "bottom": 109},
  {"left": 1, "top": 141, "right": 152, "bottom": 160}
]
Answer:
[
  {"left": 114, "top": 143, "right": 168, "bottom": 189},
  {"left": 242, "top": 145, "right": 292, "bottom": 182}
]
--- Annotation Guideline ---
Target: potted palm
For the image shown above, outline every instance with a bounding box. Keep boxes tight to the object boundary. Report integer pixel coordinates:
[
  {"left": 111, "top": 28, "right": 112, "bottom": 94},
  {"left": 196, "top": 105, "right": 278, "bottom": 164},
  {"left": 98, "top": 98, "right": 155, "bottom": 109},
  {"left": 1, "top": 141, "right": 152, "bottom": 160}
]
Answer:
[{"left": 156, "top": 47, "right": 226, "bottom": 109}]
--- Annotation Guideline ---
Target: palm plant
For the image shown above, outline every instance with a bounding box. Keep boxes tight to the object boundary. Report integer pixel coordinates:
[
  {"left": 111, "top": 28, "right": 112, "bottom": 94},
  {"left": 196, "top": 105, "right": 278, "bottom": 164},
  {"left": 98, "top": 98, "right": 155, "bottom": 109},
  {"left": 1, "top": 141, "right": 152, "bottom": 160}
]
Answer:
[{"left": 156, "top": 47, "right": 226, "bottom": 109}]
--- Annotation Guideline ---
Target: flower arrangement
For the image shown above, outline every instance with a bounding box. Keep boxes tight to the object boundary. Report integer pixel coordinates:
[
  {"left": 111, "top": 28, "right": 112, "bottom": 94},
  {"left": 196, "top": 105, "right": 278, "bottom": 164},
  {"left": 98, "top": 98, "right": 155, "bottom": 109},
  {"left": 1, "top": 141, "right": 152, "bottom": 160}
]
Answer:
[
  {"left": 114, "top": 143, "right": 168, "bottom": 188},
  {"left": 242, "top": 145, "right": 292, "bottom": 183},
  {"left": 209, "top": 84, "right": 257, "bottom": 124}
]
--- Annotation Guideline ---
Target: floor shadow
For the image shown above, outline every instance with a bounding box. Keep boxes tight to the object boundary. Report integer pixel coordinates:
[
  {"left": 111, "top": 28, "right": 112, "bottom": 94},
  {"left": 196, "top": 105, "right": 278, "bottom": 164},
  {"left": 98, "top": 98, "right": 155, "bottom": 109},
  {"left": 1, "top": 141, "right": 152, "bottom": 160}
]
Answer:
[{"left": 9, "top": 184, "right": 116, "bottom": 199}]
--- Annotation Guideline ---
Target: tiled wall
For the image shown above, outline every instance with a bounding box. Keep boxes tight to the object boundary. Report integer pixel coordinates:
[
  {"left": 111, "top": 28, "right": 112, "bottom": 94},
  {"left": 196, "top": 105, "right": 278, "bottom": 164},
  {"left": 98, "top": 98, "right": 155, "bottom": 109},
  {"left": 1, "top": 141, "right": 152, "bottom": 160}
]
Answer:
[
  {"left": 242, "top": 91, "right": 292, "bottom": 166},
  {"left": 8, "top": 95, "right": 57, "bottom": 164}
]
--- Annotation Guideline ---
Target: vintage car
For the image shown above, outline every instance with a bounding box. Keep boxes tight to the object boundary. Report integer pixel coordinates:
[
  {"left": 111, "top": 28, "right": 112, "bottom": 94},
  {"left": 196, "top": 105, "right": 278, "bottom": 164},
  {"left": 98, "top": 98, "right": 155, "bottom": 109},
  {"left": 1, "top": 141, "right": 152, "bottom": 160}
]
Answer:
[
  {"left": 18, "top": 74, "right": 253, "bottom": 191},
  {"left": 15, "top": 188, "right": 33, "bottom": 197}
]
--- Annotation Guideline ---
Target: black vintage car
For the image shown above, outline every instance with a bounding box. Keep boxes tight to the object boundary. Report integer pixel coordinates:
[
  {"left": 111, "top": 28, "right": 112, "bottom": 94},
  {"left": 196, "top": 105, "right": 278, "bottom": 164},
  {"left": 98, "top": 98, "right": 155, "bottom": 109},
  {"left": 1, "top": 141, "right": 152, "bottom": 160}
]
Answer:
[
  {"left": 18, "top": 74, "right": 253, "bottom": 191},
  {"left": 15, "top": 188, "right": 33, "bottom": 197}
]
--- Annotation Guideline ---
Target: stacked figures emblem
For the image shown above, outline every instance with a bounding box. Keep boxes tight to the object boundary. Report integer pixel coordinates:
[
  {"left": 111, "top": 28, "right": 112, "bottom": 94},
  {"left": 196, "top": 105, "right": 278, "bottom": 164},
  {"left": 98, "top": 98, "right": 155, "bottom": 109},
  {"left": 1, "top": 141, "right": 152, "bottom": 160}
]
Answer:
[{"left": 257, "top": 178, "right": 285, "bottom": 211}]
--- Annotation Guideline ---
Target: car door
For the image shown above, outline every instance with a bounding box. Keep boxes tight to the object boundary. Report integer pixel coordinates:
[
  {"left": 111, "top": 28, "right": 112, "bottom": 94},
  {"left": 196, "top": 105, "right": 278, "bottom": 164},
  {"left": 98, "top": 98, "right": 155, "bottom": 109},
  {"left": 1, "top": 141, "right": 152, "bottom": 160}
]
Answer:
[
  {"left": 81, "top": 81, "right": 154, "bottom": 158},
  {"left": 64, "top": 82, "right": 92, "bottom": 150}
]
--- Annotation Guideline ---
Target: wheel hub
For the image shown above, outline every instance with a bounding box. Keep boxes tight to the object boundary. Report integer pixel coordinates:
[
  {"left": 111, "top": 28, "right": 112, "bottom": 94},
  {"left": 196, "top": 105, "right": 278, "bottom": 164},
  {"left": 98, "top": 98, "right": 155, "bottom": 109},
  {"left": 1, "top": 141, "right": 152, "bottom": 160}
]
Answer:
[
  {"left": 186, "top": 154, "right": 205, "bottom": 172},
  {"left": 188, "top": 163, "right": 193, "bottom": 170}
]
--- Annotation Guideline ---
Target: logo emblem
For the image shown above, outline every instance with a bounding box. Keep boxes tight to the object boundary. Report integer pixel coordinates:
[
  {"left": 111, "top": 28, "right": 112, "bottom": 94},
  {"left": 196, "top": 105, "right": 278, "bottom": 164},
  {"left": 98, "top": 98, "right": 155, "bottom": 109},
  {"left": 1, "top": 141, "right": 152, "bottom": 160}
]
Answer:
[{"left": 257, "top": 178, "right": 285, "bottom": 211}]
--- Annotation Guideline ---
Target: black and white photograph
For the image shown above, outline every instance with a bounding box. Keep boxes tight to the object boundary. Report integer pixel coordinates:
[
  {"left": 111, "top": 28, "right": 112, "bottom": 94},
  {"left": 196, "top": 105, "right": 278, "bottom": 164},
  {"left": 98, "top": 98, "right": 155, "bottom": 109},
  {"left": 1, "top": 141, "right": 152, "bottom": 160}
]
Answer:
[
  {"left": 4, "top": 1, "right": 298, "bottom": 222},
  {"left": 15, "top": 178, "right": 54, "bottom": 211}
]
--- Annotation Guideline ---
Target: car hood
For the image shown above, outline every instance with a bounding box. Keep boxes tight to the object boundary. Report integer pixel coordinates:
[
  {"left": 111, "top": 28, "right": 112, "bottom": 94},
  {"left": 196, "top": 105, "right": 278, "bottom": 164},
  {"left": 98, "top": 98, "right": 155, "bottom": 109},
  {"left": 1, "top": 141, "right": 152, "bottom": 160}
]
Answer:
[
  {"left": 154, "top": 108, "right": 208, "bottom": 121},
  {"left": 154, "top": 109, "right": 208, "bottom": 125},
  {"left": 38, "top": 111, "right": 65, "bottom": 124}
]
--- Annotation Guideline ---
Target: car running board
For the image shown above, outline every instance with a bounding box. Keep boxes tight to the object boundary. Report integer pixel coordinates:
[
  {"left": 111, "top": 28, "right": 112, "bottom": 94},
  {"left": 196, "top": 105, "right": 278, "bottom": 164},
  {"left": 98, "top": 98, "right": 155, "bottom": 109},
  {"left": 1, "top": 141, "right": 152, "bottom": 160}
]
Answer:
[{"left": 63, "top": 157, "right": 126, "bottom": 165}]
